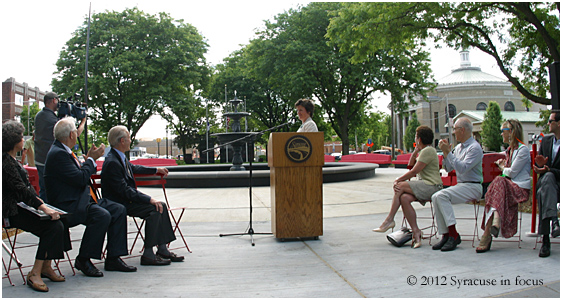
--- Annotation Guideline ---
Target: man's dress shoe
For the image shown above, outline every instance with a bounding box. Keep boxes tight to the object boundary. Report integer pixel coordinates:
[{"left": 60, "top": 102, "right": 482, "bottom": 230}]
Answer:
[
  {"left": 105, "top": 257, "right": 137, "bottom": 272},
  {"left": 75, "top": 258, "right": 104, "bottom": 277},
  {"left": 539, "top": 242, "right": 551, "bottom": 258},
  {"left": 432, "top": 236, "right": 449, "bottom": 250},
  {"left": 551, "top": 221, "right": 560, "bottom": 238},
  {"left": 441, "top": 236, "right": 461, "bottom": 252},
  {"left": 140, "top": 255, "right": 171, "bottom": 266},
  {"left": 156, "top": 251, "right": 184, "bottom": 262}
]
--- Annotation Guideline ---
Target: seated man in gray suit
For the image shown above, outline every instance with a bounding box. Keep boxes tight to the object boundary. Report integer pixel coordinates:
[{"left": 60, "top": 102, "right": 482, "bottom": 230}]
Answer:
[{"left": 534, "top": 111, "right": 560, "bottom": 258}]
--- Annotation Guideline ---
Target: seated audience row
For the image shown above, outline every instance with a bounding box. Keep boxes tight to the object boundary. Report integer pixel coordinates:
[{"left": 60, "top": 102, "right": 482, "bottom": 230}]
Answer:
[{"left": 3, "top": 119, "right": 183, "bottom": 293}]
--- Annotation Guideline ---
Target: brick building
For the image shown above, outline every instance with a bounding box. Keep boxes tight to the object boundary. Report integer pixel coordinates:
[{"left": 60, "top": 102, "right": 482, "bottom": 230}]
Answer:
[{"left": 2, "top": 77, "right": 46, "bottom": 123}]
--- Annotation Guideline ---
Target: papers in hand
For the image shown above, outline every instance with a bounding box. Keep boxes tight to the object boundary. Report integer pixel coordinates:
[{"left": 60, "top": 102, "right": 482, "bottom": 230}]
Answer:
[{"left": 17, "top": 202, "right": 69, "bottom": 220}]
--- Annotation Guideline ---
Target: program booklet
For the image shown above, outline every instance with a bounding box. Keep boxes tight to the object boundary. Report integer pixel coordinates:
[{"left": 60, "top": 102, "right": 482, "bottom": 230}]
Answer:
[{"left": 17, "top": 202, "right": 69, "bottom": 220}]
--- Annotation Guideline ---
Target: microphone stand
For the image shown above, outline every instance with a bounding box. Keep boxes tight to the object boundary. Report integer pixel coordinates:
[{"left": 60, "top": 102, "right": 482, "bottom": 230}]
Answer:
[{"left": 202, "top": 120, "right": 294, "bottom": 246}]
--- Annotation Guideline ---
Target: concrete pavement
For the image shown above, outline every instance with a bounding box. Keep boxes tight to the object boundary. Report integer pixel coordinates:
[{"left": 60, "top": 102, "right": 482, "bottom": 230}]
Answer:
[{"left": 2, "top": 167, "right": 559, "bottom": 298}]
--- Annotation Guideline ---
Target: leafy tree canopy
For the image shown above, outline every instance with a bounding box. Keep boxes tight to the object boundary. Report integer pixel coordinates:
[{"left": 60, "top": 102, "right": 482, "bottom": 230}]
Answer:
[
  {"left": 327, "top": 2, "right": 560, "bottom": 105},
  {"left": 52, "top": 7, "right": 210, "bottom": 145},
  {"left": 247, "top": 2, "right": 434, "bottom": 154}
]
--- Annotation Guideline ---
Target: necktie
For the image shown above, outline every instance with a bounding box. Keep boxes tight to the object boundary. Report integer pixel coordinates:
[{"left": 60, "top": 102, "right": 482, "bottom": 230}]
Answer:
[
  {"left": 71, "top": 152, "right": 98, "bottom": 203},
  {"left": 123, "top": 157, "right": 132, "bottom": 178}
]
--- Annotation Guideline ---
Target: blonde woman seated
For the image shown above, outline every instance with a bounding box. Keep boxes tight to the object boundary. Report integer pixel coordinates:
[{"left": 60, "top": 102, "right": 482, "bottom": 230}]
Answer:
[
  {"left": 477, "top": 119, "right": 530, "bottom": 253},
  {"left": 373, "top": 126, "right": 443, "bottom": 248}
]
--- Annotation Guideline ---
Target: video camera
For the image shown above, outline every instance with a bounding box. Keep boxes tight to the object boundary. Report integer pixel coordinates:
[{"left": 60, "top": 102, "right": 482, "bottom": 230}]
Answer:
[{"left": 58, "top": 93, "right": 87, "bottom": 120}]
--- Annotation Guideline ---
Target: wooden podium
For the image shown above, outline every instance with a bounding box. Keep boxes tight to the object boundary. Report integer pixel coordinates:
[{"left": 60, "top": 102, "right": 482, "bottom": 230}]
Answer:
[{"left": 268, "top": 132, "right": 324, "bottom": 239}]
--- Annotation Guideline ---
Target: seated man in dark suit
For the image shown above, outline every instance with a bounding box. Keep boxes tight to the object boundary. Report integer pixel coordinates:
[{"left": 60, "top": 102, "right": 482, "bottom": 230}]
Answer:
[
  {"left": 101, "top": 125, "right": 184, "bottom": 266},
  {"left": 534, "top": 111, "right": 560, "bottom": 258},
  {"left": 45, "top": 117, "right": 136, "bottom": 277}
]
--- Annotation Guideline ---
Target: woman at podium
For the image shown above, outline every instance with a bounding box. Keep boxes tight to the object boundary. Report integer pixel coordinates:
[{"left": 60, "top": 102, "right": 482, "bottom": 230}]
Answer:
[
  {"left": 372, "top": 126, "right": 442, "bottom": 248},
  {"left": 295, "top": 99, "right": 318, "bottom": 132},
  {"left": 2, "top": 120, "right": 70, "bottom": 292}
]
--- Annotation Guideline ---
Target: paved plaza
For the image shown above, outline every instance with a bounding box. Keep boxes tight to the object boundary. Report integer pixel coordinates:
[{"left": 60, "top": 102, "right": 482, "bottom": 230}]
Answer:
[{"left": 2, "top": 167, "right": 559, "bottom": 298}]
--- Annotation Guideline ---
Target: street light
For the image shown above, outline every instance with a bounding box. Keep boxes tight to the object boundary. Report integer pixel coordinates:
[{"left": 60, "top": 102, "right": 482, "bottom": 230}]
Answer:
[{"left": 156, "top": 138, "right": 162, "bottom": 157}]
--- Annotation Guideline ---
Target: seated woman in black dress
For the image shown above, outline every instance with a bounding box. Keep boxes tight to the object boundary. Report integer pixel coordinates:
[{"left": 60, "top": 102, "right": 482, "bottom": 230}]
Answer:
[{"left": 2, "top": 120, "right": 71, "bottom": 292}]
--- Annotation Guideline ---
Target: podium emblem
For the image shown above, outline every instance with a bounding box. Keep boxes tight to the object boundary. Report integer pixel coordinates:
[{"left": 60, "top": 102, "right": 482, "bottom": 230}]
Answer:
[{"left": 285, "top": 135, "right": 312, "bottom": 162}]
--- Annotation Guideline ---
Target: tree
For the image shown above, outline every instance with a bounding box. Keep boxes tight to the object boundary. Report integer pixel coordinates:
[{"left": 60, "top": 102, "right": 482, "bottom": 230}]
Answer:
[
  {"left": 481, "top": 101, "right": 504, "bottom": 151},
  {"left": 52, "top": 7, "right": 209, "bottom": 145},
  {"left": 327, "top": 2, "right": 559, "bottom": 105},
  {"left": 20, "top": 101, "right": 41, "bottom": 136},
  {"left": 351, "top": 110, "right": 389, "bottom": 152},
  {"left": 536, "top": 109, "right": 552, "bottom": 134},
  {"left": 403, "top": 113, "right": 421, "bottom": 152},
  {"left": 250, "top": 2, "right": 434, "bottom": 155},
  {"left": 205, "top": 49, "right": 294, "bottom": 143},
  {"left": 160, "top": 92, "right": 211, "bottom": 161}
]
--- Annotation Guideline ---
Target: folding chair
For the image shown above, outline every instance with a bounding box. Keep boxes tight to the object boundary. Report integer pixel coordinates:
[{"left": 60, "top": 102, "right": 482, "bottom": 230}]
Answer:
[
  {"left": 133, "top": 174, "right": 191, "bottom": 254},
  {"left": 90, "top": 174, "right": 145, "bottom": 257},
  {"left": 2, "top": 226, "right": 74, "bottom": 286}
]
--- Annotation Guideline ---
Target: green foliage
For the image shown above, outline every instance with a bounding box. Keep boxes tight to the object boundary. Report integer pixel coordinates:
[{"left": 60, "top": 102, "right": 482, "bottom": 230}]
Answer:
[
  {"left": 536, "top": 109, "right": 551, "bottom": 134},
  {"left": 403, "top": 113, "right": 421, "bottom": 152},
  {"left": 158, "top": 91, "right": 213, "bottom": 159},
  {"left": 52, "top": 7, "right": 209, "bottom": 145},
  {"left": 242, "top": 2, "right": 434, "bottom": 155},
  {"left": 481, "top": 101, "right": 504, "bottom": 151},
  {"left": 351, "top": 110, "right": 390, "bottom": 151},
  {"left": 327, "top": 2, "right": 559, "bottom": 106},
  {"left": 204, "top": 49, "right": 294, "bottom": 143},
  {"left": 20, "top": 102, "right": 41, "bottom": 136}
]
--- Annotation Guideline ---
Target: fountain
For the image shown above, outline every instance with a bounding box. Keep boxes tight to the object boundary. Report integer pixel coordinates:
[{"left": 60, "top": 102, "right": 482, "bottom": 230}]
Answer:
[{"left": 212, "top": 95, "right": 254, "bottom": 171}]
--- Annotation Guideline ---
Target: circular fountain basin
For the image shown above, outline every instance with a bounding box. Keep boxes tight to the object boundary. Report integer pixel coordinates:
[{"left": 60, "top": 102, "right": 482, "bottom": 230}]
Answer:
[{"left": 142, "top": 162, "right": 378, "bottom": 188}]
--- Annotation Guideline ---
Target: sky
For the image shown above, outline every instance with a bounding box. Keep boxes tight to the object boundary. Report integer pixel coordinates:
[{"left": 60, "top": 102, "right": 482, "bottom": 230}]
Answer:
[{"left": 1, "top": 0, "right": 507, "bottom": 139}]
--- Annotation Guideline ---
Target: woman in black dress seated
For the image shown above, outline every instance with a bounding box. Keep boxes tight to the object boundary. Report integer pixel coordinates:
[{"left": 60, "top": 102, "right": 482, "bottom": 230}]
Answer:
[{"left": 2, "top": 120, "right": 70, "bottom": 292}]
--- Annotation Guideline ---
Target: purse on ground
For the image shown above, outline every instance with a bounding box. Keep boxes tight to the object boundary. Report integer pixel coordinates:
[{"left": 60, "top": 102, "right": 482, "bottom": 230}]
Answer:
[{"left": 387, "top": 227, "right": 413, "bottom": 247}]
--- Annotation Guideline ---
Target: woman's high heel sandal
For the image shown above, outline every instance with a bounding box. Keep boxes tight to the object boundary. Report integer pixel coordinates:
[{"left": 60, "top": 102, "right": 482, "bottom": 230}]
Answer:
[
  {"left": 411, "top": 231, "right": 423, "bottom": 249},
  {"left": 372, "top": 220, "right": 395, "bottom": 233},
  {"left": 490, "top": 213, "right": 500, "bottom": 238},
  {"left": 476, "top": 234, "right": 493, "bottom": 253}
]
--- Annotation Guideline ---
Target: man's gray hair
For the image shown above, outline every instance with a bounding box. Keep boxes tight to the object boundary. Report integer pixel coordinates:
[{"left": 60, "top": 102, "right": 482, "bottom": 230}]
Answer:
[
  {"left": 54, "top": 117, "right": 77, "bottom": 142},
  {"left": 457, "top": 117, "right": 473, "bottom": 132},
  {"left": 108, "top": 125, "right": 129, "bottom": 148}
]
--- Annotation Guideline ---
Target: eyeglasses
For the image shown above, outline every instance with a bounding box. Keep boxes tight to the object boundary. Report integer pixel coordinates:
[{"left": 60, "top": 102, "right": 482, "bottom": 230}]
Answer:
[
  {"left": 501, "top": 128, "right": 511, "bottom": 131},
  {"left": 548, "top": 119, "right": 559, "bottom": 123},
  {"left": 452, "top": 127, "right": 463, "bottom": 131}
]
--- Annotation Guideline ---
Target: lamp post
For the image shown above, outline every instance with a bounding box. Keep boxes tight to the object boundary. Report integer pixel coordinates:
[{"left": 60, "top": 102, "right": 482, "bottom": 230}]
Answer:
[{"left": 156, "top": 138, "right": 162, "bottom": 157}]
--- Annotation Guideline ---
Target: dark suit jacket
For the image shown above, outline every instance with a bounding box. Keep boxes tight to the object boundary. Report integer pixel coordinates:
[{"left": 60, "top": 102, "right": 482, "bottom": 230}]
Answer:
[
  {"left": 100, "top": 148, "right": 157, "bottom": 205},
  {"left": 538, "top": 134, "right": 560, "bottom": 182},
  {"left": 44, "top": 140, "right": 96, "bottom": 227}
]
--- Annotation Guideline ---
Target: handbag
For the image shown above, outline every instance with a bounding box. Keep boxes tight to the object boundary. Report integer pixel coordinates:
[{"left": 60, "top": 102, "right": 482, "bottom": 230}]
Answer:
[{"left": 387, "top": 227, "right": 413, "bottom": 247}]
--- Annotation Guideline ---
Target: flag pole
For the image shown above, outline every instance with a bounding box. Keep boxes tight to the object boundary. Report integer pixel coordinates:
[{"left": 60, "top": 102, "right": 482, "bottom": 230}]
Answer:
[{"left": 84, "top": 2, "right": 92, "bottom": 152}]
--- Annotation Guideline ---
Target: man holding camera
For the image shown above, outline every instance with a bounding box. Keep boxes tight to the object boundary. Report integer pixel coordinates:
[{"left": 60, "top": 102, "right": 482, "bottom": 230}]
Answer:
[{"left": 35, "top": 92, "right": 86, "bottom": 202}]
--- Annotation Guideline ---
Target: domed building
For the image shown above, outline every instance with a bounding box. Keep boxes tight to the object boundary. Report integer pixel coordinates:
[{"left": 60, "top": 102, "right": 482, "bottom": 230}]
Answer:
[{"left": 399, "top": 50, "right": 546, "bottom": 150}]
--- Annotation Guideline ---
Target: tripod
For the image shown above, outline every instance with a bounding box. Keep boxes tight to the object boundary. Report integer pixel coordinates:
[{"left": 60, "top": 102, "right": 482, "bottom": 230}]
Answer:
[{"left": 204, "top": 121, "right": 293, "bottom": 246}]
